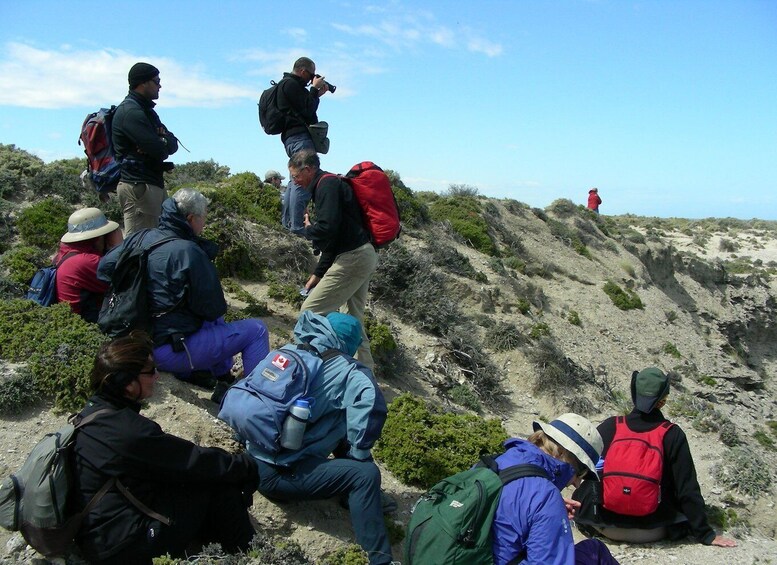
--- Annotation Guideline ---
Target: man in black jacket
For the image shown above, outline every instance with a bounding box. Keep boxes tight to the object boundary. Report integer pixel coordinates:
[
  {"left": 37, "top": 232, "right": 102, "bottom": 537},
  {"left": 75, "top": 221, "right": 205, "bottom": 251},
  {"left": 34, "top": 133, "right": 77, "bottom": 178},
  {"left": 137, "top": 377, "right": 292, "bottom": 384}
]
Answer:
[
  {"left": 112, "top": 62, "right": 179, "bottom": 235},
  {"left": 288, "top": 149, "right": 377, "bottom": 369},
  {"left": 573, "top": 367, "right": 736, "bottom": 548},
  {"left": 277, "top": 57, "right": 330, "bottom": 235}
]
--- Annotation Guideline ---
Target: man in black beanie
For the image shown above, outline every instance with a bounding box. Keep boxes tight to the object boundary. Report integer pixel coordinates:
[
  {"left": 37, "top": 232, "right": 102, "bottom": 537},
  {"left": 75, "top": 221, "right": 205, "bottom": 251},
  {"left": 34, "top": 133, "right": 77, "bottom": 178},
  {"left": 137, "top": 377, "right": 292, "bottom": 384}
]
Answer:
[{"left": 112, "top": 62, "right": 178, "bottom": 234}]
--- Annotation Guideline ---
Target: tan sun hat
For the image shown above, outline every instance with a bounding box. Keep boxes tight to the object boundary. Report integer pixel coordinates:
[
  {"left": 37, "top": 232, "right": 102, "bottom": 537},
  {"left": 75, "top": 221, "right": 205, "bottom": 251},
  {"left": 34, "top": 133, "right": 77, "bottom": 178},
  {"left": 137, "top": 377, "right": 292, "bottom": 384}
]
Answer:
[
  {"left": 61, "top": 208, "right": 120, "bottom": 243},
  {"left": 533, "top": 413, "right": 603, "bottom": 477}
]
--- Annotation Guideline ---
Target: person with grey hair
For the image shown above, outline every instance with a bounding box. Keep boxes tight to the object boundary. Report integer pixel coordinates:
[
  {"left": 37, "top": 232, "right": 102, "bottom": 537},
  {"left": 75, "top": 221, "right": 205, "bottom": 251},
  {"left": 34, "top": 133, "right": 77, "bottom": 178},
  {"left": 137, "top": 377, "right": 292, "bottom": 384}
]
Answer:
[
  {"left": 112, "top": 61, "right": 179, "bottom": 235},
  {"left": 99, "top": 189, "right": 269, "bottom": 403},
  {"left": 288, "top": 149, "right": 378, "bottom": 369},
  {"left": 272, "top": 56, "right": 330, "bottom": 235}
]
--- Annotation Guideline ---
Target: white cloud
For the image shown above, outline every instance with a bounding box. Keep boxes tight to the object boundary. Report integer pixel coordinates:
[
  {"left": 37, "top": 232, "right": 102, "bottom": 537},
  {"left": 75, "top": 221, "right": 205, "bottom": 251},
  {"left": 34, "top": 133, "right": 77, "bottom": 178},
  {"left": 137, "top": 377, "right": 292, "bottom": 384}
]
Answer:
[
  {"left": 283, "top": 28, "right": 308, "bottom": 41},
  {"left": 0, "top": 43, "right": 255, "bottom": 109}
]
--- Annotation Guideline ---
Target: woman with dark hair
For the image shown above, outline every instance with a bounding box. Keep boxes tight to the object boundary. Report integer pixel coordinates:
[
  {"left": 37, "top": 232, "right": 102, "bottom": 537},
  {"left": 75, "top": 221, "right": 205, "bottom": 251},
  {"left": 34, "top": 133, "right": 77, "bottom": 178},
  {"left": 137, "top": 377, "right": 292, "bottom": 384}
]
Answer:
[{"left": 72, "top": 332, "right": 259, "bottom": 564}]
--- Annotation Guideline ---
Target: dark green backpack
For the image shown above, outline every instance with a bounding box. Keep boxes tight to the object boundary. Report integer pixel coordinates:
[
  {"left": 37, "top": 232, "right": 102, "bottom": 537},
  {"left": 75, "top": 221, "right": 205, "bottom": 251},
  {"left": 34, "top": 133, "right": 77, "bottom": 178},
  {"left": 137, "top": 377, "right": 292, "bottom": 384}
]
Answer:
[{"left": 404, "top": 456, "right": 548, "bottom": 565}]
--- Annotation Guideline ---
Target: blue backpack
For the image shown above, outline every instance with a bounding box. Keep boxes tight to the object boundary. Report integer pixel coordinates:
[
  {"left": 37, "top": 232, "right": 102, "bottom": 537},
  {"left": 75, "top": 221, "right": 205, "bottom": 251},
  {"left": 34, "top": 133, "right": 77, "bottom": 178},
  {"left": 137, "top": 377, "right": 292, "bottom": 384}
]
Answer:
[
  {"left": 26, "top": 252, "right": 78, "bottom": 307},
  {"left": 217, "top": 345, "right": 340, "bottom": 455}
]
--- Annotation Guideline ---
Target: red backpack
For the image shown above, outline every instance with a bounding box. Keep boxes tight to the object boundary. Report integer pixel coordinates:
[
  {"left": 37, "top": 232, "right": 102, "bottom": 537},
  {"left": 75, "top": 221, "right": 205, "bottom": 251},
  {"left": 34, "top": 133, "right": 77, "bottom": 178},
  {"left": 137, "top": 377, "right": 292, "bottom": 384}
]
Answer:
[
  {"left": 601, "top": 416, "right": 673, "bottom": 516},
  {"left": 319, "top": 162, "right": 401, "bottom": 248},
  {"left": 78, "top": 106, "right": 121, "bottom": 194}
]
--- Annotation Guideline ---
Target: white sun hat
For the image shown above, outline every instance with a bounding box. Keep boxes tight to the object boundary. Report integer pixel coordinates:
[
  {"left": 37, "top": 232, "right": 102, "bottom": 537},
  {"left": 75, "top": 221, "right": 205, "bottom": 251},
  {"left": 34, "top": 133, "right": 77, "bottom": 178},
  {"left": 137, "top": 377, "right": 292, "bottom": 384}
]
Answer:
[{"left": 533, "top": 413, "right": 603, "bottom": 477}]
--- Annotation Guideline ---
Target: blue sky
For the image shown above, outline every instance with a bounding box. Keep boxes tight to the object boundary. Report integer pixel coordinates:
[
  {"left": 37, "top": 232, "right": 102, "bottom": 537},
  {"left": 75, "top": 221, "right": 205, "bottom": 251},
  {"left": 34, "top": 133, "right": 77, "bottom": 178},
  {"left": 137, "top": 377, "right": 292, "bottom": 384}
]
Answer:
[{"left": 0, "top": 0, "right": 775, "bottom": 219}]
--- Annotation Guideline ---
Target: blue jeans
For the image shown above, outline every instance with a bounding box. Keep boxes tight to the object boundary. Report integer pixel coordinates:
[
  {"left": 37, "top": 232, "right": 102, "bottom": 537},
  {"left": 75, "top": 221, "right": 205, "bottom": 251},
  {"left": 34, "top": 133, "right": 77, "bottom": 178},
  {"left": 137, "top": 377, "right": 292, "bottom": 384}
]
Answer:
[
  {"left": 282, "top": 133, "right": 315, "bottom": 235},
  {"left": 255, "top": 457, "right": 393, "bottom": 565},
  {"left": 154, "top": 317, "right": 269, "bottom": 379}
]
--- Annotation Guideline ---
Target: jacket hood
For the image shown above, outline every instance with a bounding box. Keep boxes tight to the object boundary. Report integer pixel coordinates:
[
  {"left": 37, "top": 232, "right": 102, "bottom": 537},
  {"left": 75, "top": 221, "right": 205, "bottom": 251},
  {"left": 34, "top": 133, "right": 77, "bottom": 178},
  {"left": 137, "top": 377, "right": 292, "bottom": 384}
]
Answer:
[
  {"left": 293, "top": 311, "right": 348, "bottom": 354},
  {"left": 158, "top": 198, "right": 194, "bottom": 237},
  {"left": 500, "top": 437, "right": 576, "bottom": 490}
]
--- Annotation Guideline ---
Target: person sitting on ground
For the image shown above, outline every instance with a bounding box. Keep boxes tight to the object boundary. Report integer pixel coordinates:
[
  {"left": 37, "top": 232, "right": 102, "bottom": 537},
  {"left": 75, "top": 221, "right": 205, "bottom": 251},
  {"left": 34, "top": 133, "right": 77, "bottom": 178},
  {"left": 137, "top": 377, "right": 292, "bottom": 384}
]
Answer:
[
  {"left": 72, "top": 331, "right": 259, "bottom": 564},
  {"left": 55, "top": 207, "right": 123, "bottom": 322},
  {"left": 98, "top": 188, "right": 269, "bottom": 402},
  {"left": 491, "top": 413, "right": 619, "bottom": 565},
  {"left": 573, "top": 367, "right": 737, "bottom": 547},
  {"left": 225, "top": 310, "right": 394, "bottom": 565}
]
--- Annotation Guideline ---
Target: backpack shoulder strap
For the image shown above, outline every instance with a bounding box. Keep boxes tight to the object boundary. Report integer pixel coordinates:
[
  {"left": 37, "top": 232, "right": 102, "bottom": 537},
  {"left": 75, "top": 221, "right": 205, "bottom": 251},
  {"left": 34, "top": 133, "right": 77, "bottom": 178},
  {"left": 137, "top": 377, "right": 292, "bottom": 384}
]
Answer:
[
  {"left": 295, "top": 343, "right": 343, "bottom": 363},
  {"left": 477, "top": 455, "right": 550, "bottom": 484},
  {"left": 72, "top": 407, "right": 115, "bottom": 429},
  {"left": 55, "top": 251, "right": 79, "bottom": 269}
]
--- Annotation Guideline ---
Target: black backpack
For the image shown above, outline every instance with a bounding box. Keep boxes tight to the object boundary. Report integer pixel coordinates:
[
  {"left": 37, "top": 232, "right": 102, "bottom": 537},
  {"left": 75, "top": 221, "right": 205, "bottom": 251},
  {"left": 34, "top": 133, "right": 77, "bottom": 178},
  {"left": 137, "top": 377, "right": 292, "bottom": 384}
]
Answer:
[
  {"left": 97, "top": 235, "right": 177, "bottom": 338},
  {"left": 258, "top": 78, "right": 289, "bottom": 135}
]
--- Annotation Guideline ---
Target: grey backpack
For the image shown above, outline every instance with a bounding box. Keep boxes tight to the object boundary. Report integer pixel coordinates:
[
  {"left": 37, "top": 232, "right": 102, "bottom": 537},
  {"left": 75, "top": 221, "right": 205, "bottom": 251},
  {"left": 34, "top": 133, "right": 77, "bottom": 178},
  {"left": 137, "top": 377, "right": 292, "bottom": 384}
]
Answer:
[{"left": 0, "top": 409, "right": 170, "bottom": 557}]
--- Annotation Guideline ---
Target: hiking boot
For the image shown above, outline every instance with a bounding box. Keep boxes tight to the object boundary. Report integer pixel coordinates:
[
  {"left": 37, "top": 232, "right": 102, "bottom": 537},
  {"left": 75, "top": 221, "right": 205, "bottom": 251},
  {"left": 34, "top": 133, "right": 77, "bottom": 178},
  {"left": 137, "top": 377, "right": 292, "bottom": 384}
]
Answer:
[
  {"left": 186, "top": 371, "right": 217, "bottom": 390},
  {"left": 210, "top": 381, "right": 231, "bottom": 405}
]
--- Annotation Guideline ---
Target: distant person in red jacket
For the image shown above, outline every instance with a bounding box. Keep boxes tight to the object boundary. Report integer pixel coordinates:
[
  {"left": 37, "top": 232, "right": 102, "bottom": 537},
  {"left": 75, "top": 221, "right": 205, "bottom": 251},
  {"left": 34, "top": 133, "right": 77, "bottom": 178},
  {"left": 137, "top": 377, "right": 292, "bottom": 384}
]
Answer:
[
  {"left": 587, "top": 188, "right": 602, "bottom": 213},
  {"left": 56, "top": 207, "right": 123, "bottom": 322}
]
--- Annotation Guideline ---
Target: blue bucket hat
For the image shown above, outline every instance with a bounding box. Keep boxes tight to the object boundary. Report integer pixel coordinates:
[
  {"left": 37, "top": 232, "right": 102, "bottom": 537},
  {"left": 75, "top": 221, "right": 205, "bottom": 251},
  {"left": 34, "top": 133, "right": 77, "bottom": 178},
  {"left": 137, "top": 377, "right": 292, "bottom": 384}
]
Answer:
[{"left": 326, "top": 313, "right": 362, "bottom": 356}]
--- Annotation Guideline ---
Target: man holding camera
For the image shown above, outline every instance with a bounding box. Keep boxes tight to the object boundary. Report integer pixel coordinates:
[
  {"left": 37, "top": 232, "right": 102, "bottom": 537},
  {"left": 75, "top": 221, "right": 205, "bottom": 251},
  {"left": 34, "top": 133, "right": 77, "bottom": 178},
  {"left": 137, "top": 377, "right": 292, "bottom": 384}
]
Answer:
[
  {"left": 112, "top": 62, "right": 179, "bottom": 235},
  {"left": 277, "top": 57, "right": 331, "bottom": 235}
]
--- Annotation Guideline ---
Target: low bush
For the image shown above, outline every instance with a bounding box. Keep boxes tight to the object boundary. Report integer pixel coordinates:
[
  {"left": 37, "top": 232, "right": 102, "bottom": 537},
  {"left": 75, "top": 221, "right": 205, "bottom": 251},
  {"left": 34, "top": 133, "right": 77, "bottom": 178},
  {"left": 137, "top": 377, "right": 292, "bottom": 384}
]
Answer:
[
  {"left": 29, "top": 160, "right": 85, "bottom": 204},
  {"left": 662, "top": 342, "right": 681, "bottom": 358},
  {"left": 428, "top": 195, "right": 496, "bottom": 256},
  {"left": 442, "top": 324, "right": 503, "bottom": 398},
  {"left": 713, "top": 446, "right": 772, "bottom": 497},
  {"left": 165, "top": 159, "right": 230, "bottom": 191},
  {"left": 156, "top": 533, "right": 313, "bottom": 564},
  {"left": 0, "top": 299, "right": 108, "bottom": 412},
  {"left": 719, "top": 238, "right": 739, "bottom": 253},
  {"left": 447, "top": 384, "right": 482, "bottom": 412},
  {"left": 389, "top": 180, "right": 429, "bottom": 229},
  {"left": 446, "top": 183, "right": 479, "bottom": 198},
  {"left": 209, "top": 172, "right": 281, "bottom": 226},
  {"left": 529, "top": 322, "right": 551, "bottom": 339},
  {"left": 527, "top": 339, "right": 593, "bottom": 399},
  {"left": 705, "top": 504, "right": 749, "bottom": 532},
  {"left": 373, "top": 394, "right": 508, "bottom": 488},
  {"left": 0, "top": 245, "right": 47, "bottom": 285},
  {"left": 485, "top": 322, "right": 525, "bottom": 351},
  {"left": 516, "top": 298, "right": 531, "bottom": 314},
  {"left": 754, "top": 430, "right": 775, "bottom": 450},
  {"left": 203, "top": 218, "right": 268, "bottom": 281},
  {"left": 0, "top": 367, "right": 38, "bottom": 415},
  {"left": 603, "top": 281, "right": 644, "bottom": 310},
  {"left": 426, "top": 241, "right": 479, "bottom": 279},
  {"left": 267, "top": 278, "right": 304, "bottom": 308},
  {"left": 547, "top": 219, "right": 592, "bottom": 259},
  {"left": 17, "top": 198, "right": 72, "bottom": 250},
  {"left": 567, "top": 310, "right": 582, "bottom": 326},
  {"left": 503, "top": 256, "right": 526, "bottom": 273},
  {"left": 364, "top": 313, "right": 397, "bottom": 362},
  {"left": 547, "top": 198, "right": 578, "bottom": 218}
]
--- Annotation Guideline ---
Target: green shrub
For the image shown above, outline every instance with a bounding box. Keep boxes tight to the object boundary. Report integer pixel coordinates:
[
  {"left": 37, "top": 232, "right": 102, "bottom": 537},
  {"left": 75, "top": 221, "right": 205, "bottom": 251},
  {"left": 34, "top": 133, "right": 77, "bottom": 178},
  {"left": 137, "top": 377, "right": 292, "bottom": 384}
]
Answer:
[
  {"left": 1, "top": 245, "right": 47, "bottom": 285},
  {"left": 719, "top": 238, "right": 739, "bottom": 253},
  {"left": 202, "top": 218, "right": 268, "bottom": 281},
  {"left": 447, "top": 384, "right": 482, "bottom": 412},
  {"left": 567, "top": 310, "right": 582, "bottom": 326},
  {"left": 547, "top": 218, "right": 592, "bottom": 259},
  {"left": 364, "top": 313, "right": 397, "bottom": 361},
  {"left": 446, "top": 183, "right": 479, "bottom": 198},
  {"left": 603, "top": 281, "right": 644, "bottom": 310},
  {"left": 0, "top": 367, "right": 38, "bottom": 415},
  {"left": 17, "top": 198, "right": 72, "bottom": 250},
  {"left": 662, "top": 342, "right": 681, "bottom": 358},
  {"left": 713, "top": 447, "right": 772, "bottom": 497},
  {"left": 768, "top": 420, "right": 777, "bottom": 438},
  {"left": 321, "top": 545, "right": 368, "bottom": 565},
  {"left": 503, "top": 256, "right": 526, "bottom": 273},
  {"left": 547, "top": 198, "right": 578, "bottom": 218},
  {"left": 267, "top": 279, "right": 304, "bottom": 308},
  {"left": 0, "top": 143, "right": 44, "bottom": 199},
  {"left": 208, "top": 172, "right": 281, "bottom": 226},
  {"left": 0, "top": 299, "right": 108, "bottom": 412},
  {"left": 516, "top": 298, "right": 531, "bottom": 314},
  {"left": 620, "top": 261, "right": 636, "bottom": 278},
  {"left": 165, "top": 159, "right": 230, "bottom": 190},
  {"left": 389, "top": 180, "right": 429, "bottom": 228},
  {"left": 754, "top": 430, "right": 775, "bottom": 450},
  {"left": 705, "top": 504, "right": 748, "bottom": 531},
  {"left": 29, "top": 161, "right": 85, "bottom": 204},
  {"left": 428, "top": 196, "right": 496, "bottom": 256},
  {"left": 221, "top": 278, "right": 271, "bottom": 320},
  {"left": 529, "top": 322, "right": 551, "bottom": 339},
  {"left": 373, "top": 394, "right": 508, "bottom": 488}
]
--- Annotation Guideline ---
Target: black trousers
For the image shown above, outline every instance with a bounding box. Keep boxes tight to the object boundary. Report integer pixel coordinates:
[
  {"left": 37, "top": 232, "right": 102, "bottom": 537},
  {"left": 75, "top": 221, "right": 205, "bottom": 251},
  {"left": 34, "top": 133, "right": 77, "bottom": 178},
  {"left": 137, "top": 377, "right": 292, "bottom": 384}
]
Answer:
[{"left": 90, "top": 484, "right": 254, "bottom": 564}]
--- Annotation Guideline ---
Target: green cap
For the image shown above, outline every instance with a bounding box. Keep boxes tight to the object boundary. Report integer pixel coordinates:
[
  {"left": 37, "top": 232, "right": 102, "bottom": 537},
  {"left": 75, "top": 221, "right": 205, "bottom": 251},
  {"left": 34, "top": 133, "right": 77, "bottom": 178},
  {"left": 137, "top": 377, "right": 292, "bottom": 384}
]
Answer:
[{"left": 633, "top": 367, "right": 670, "bottom": 413}]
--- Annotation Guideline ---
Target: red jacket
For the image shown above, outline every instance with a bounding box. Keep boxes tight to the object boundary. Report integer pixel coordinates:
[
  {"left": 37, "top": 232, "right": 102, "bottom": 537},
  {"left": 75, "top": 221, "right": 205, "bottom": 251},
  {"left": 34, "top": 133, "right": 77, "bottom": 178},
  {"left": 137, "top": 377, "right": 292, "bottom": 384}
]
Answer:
[
  {"left": 587, "top": 190, "right": 602, "bottom": 211},
  {"left": 55, "top": 241, "right": 110, "bottom": 322}
]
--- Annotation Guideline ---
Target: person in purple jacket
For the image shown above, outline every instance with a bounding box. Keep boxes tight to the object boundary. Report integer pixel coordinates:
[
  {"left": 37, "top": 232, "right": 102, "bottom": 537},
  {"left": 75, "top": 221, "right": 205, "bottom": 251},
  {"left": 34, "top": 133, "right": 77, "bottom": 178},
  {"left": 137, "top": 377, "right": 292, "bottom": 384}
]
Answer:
[{"left": 491, "top": 413, "right": 619, "bottom": 565}]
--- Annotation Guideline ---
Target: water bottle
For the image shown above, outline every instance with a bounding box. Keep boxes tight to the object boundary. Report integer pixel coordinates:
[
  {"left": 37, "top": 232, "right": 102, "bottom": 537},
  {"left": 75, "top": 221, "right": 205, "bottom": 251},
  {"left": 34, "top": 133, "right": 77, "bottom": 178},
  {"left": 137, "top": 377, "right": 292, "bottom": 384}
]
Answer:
[
  {"left": 595, "top": 456, "right": 605, "bottom": 480},
  {"left": 280, "top": 399, "right": 311, "bottom": 450}
]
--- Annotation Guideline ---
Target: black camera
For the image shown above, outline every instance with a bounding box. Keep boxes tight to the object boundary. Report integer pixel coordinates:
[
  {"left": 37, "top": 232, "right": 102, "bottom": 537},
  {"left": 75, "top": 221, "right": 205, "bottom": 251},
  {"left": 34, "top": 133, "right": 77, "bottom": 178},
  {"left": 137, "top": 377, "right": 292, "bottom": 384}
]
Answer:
[{"left": 314, "top": 74, "right": 336, "bottom": 93}]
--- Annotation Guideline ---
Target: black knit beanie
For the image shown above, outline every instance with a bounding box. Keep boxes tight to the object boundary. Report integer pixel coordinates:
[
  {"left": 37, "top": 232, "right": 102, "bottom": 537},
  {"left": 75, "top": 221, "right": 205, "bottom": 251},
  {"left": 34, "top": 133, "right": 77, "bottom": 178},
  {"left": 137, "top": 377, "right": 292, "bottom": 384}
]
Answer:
[{"left": 128, "top": 62, "right": 160, "bottom": 89}]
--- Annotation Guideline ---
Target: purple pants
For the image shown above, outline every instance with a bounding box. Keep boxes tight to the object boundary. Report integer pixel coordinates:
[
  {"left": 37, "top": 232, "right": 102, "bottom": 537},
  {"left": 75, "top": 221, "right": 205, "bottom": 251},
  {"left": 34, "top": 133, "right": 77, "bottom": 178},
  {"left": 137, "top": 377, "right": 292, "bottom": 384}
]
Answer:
[{"left": 154, "top": 317, "right": 269, "bottom": 379}]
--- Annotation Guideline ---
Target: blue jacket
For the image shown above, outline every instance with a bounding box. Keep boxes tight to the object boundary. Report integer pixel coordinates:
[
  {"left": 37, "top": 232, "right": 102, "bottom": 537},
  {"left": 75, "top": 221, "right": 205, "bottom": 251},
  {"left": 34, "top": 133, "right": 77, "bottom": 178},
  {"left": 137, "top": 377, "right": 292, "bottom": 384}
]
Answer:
[
  {"left": 247, "top": 311, "right": 387, "bottom": 467},
  {"left": 492, "top": 438, "right": 577, "bottom": 565},
  {"left": 98, "top": 198, "right": 226, "bottom": 345}
]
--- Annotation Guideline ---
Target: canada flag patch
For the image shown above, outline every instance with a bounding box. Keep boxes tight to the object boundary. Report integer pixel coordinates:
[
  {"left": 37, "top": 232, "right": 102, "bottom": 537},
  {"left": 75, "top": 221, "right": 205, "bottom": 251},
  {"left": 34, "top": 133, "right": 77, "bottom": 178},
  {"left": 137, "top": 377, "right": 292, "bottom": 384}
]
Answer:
[{"left": 272, "top": 354, "right": 290, "bottom": 370}]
